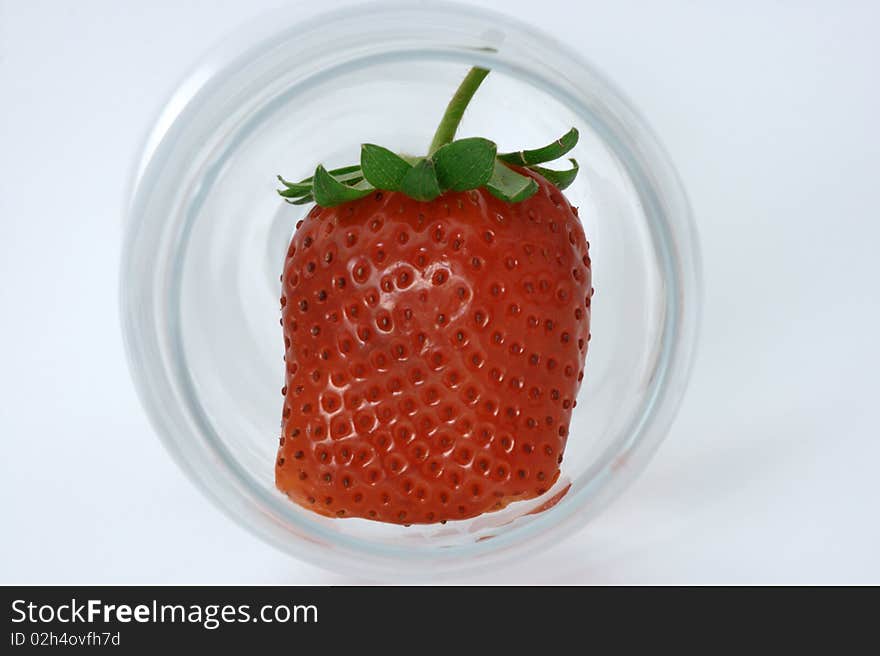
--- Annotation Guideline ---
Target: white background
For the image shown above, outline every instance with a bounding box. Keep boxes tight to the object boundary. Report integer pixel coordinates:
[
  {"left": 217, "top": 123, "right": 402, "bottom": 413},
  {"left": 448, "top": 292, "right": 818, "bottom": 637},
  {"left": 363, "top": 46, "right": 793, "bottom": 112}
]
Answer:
[{"left": 2, "top": 0, "right": 878, "bottom": 584}]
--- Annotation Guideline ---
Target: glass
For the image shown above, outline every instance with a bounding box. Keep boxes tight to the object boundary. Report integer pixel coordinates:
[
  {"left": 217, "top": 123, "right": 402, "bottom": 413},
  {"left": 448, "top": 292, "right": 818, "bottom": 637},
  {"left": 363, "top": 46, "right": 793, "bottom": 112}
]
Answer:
[{"left": 121, "top": 0, "right": 701, "bottom": 578}]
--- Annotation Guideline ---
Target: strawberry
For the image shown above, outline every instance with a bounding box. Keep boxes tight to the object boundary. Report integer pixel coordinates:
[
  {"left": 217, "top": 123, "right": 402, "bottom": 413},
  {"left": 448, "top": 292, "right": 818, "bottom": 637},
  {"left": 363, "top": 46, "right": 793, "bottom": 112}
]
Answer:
[{"left": 274, "top": 67, "right": 591, "bottom": 524}]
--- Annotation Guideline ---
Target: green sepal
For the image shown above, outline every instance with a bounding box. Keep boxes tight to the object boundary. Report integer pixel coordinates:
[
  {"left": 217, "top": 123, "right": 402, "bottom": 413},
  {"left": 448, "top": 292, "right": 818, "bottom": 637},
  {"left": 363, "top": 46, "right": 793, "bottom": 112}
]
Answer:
[
  {"left": 312, "top": 165, "right": 374, "bottom": 207},
  {"left": 530, "top": 158, "right": 579, "bottom": 190},
  {"left": 284, "top": 195, "right": 315, "bottom": 205},
  {"left": 279, "top": 164, "right": 362, "bottom": 186},
  {"left": 278, "top": 187, "right": 310, "bottom": 198},
  {"left": 431, "top": 137, "right": 496, "bottom": 191},
  {"left": 276, "top": 177, "right": 312, "bottom": 197},
  {"left": 399, "top": 158, "right": 442, "bottom": 202},
  {"left": 277, "top": 167, "right": 365, "bottom": 199},
  {"left": 498, "top": 128, "right": 579, "bottom": 166},
  {"left": 360, "top": 144, "right": 412, "bottom": 190},
  {"left": 486, "top": 160, "right": 539, "bottom": 203}
]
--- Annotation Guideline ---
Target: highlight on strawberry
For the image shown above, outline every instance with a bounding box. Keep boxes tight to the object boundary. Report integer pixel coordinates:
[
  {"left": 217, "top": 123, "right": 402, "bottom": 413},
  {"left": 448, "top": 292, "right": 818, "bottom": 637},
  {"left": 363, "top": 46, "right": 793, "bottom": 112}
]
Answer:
[{"left": 275, "top": 66, "right": 592, "bottom": 525}]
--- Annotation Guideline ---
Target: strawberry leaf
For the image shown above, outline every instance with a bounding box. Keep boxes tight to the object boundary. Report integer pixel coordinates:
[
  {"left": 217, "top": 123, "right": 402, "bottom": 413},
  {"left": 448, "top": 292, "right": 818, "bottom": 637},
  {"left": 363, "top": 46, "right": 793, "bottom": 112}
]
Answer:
[
  {"left": 284, "top": 195, "right": 315, "bottom": 205},
  {"left": 360, "top": 144, "right": 413, "bottom": 190},
  {"left": 530, "top": 158, "right": 579, "bottom": 190},
  {"left": 431, "top": 137, "right": 497, "bottom": 191},
  {"left": 486, "top": 160, "right": 539, "bottom": 203},
  {"left": 399, "top": 158, "right": 441, "bottom": 202},
  {"left": 277, "top": 181, "right": 312, "bottom": 198},
  {"left": 312, "top": 165, "right": 374, "bottom": 207},
  {"left": 498, "top": 128, "right": 579, "bottom": 166},
  {"left": 279, "top": 165, "right": 362, "bottom": 187},
  {"left": 278, "top": 168, "right": 365, "bottom": 199}
]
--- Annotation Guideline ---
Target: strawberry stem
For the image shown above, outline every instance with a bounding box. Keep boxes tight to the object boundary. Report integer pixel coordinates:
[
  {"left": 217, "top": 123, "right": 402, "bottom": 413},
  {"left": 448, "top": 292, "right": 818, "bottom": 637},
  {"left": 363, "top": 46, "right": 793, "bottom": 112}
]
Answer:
[
  {"left": 428, "top": 66, "right": 490, "bottom": 155},
  {"left": 278, "top": 65, "right": 581, "bottom": 206}
]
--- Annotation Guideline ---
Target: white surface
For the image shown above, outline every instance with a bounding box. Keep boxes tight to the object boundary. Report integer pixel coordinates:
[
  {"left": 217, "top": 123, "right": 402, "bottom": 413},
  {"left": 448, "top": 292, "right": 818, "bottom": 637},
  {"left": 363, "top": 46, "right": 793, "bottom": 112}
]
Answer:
[{"left": 1, "top": 0, "right": 878, "bottom": 584}]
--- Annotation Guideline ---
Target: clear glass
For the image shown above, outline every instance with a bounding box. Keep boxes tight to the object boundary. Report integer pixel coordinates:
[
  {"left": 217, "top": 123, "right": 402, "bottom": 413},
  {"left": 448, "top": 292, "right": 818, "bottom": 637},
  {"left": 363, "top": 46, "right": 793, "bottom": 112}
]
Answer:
[{"left": 121, "top": 0, "right": 701, "bottom": 579}]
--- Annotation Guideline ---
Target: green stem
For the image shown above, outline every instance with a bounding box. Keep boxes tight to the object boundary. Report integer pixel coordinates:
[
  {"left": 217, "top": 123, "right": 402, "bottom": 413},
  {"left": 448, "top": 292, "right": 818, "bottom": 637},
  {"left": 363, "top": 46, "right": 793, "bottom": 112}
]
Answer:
[{"left": 428, "top": 66, "right": 490, "bottom": 154}]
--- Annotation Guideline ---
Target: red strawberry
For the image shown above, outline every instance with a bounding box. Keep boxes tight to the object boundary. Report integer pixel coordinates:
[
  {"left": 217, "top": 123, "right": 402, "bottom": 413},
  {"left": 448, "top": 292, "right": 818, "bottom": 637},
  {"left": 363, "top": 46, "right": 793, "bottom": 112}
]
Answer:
[{"left": 274, "top": 67, "right": 591, "bottom": 524}]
